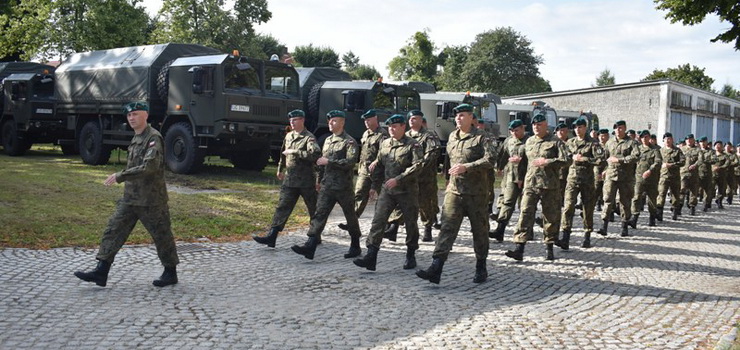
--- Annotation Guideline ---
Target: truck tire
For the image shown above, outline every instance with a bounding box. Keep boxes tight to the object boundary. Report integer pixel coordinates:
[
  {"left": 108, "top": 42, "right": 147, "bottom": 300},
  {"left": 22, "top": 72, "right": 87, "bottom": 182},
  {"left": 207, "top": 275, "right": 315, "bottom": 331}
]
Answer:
[
  {"left": 164, "top": 122, "right": 205, "bottom": 174},
  {"left": 156, "top": 60, "right": 174, "bottom": 101},
  {"left": 305, "top": 82, "right": 324, "bottom": 132},
  {"left": 1, "top": 120, "right": 30, "bottom": 156},
  {"left": 78, "top": 121, "right": 112, "bottom": 165},
  {"left": 231, "top": 148, "right": 269, "bottom": 171}
]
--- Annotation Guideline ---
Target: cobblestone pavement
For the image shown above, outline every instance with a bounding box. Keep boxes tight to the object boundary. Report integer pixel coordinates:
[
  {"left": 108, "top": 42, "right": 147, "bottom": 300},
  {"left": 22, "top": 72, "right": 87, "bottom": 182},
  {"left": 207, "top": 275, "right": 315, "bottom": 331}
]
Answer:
[{"left": 1, "top": 197, "right": 739, "bottom": 349}]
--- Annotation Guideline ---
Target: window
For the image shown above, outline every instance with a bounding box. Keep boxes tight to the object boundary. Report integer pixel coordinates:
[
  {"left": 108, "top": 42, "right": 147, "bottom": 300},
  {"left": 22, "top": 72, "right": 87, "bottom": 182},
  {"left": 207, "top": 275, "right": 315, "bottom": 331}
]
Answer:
[
  {"left": 670, "top": 91, "right": 691, "bottom": 108},
  {"left": 718, "top": 103, "right": 731, "bottom": 116},
  {"left": 697, "top": 97, "right": 713, "bottom": 112},
  {"left": 395, "top": 88, "right": 420, "bottom": 113},
  {"left": 734, "top": 107, "right": 740, "bottom": 119},
  {"left": 265, "top": 65, "right": 300, "bottom": 98},
  {"left": 224, "top": 60, "right": 259, "bottom": 91}
]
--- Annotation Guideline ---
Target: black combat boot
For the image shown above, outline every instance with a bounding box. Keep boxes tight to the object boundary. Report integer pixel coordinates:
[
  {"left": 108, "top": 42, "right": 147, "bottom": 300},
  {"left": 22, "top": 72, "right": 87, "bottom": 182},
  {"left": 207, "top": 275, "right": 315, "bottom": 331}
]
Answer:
[
  {"left": 489, "top": 220, "right": 507, "bottom": 242},
  {"left": 505, "top": 243, "right": 525, "bottom": 261},
  {"left": 473, "top": 259, "right": 488, "bottom": 283},
  {"left": 291, "top": 236, "right": 319, "bottom": 260},
  {"left": 74, "top": 260, "right": 112, "bottom": 287},
  {"left": 596, "top": 200, "right": 602, "bottom": 212},
  {"left": 609, "top": 212, "right": 615, "bottom": 222},
  {"left": 433, "top": 217, "right": 441, "bottom": 229},
  {"left": 728, "top": 197, "right": 733, "bottom": 205},
  {"left": 344, "top": 235, "right": 362, "bottom": 258},
  {"left": 690, "top": 206, "right": 696, "bottom": 216},
  {"left": 422, "top": 225, "right": 433, "bottom": 242},
  {"left": 582, "top": 231, "right": 592, "bottom": 248},
  {"left": 677, "top": 205, "right": 683, "bottom": 215},
  {"left": 525, "top": 226, "right": 534, "bottom": 241},
  {"left": 416, "top": 257, "right": 445, "bottom": 284},
  {"left": 545, "top": 243, "right": 555, "bottom": 261},
  {"left": 620, "top": 221, "right": 629, "bottom": 237},
  {"left": 671, "top": 207, "right": 679, "bottom": 220},
  {"left": 656, "top": 207, "right": 664, "bottom": 222},
  {"left": 153, "top": 266, "right": 178, "bottom": 287},
  {"left": 716, "top": 199, "right": 725, "bottom": 209},
  {"left": 253, "top": 227, "right": 280, "bottom": 248},
  {"left": 384, "top": 222, "right": 399, "bottom": 242},
  {"left": 353, "top": 245, "right": 379, "bottom": 271},
  {"left": 535, "top": 216, "right": 544, "bottom": 228},
  {"left": 337, "top": 223, "right": 349, "bottom": 231},
  {"left": 555, "top": 230, "right": 570, "bottom": 251},
  {"left": 597, "top": 219, "right": 609, "bottom": 236},
  {"left": 403, "top": 248, "right": 417, "bottom": 270},
  {"left": 627, "top": 214, "right": 639, "bottom": 229},
  {"left": 703, "top": 202, "right": 709, "bottom": 212},
  {"left": 648, "top": 214, "right": 656, "bottom": 227}
]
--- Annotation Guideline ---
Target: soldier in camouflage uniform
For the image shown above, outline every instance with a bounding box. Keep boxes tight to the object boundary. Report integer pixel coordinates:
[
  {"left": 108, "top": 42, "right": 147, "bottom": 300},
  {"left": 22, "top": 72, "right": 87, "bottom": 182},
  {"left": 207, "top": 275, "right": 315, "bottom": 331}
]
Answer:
[
  {"left": 724, "top": 143, "right": 738, "bottom": 205},
  {"left": 558, "top": 117, "right": 604, "bottom": 250},
  {"left": 628, "top": 130, "right": 663, "bottom": 229},
  {"left": 594, "top": 129, "right": 610, "bottom": 212},
  {"left": 712, "top": 141, "right": 730, "bottom": 209},
  {"left": 678, "top": 134, "right": 702, "bottom": 216},
  {"left": 254, "top": 110, "right": 321, "bottom": 248},
  {"left": 477, "top": 117, "right": 499, "bottom": 223},
  {"left": 490, "top": 119, "right": 528, "bottom": 242},
  {"left": 698, "top": 136, "right": 717, "bottom": 211},
  {"left": 417, "top": 104, "right": 496, "bottom": 284},
  {"left": 735, "top": 146, "right": 740, "bottom": 199},
  {"left": 597, "top": 120, "right": 640, "bottom": 237},
  {"left": 555, "top": 122, "right": 571, "bottom": 206},
  {"left": 292, "top": 110, "right": 361, "bottom": 260},
  {"left": 353, "top": 114, "right": 424, "bottom": 271},
  {"left": 656, "top": 132, "right": 685, "bottom": 220},
  {"left": 504, "top": 113, "right": 568, "bottom": 262},
  {"left": 75, "top": 101, "right": 179, "bottom": 288}
]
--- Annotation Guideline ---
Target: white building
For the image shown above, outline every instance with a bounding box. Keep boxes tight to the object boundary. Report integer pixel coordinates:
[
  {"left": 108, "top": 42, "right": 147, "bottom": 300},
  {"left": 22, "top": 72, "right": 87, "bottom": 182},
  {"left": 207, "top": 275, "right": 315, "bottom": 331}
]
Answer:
[{"left": 507, "top": 79, "right": 740, "bottom": 144}]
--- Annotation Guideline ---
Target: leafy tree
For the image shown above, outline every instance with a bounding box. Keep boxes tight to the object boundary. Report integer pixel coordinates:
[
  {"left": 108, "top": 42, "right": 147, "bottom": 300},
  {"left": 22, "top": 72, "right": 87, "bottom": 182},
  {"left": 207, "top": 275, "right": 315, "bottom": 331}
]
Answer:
[
  {"left": 654, "top": 0, "right": 740, "bottom": 50},
  {"left": 593, "top": 68, "right": 616, "bottom": 87},
  {"left": 436, "top": 45, "right": 469, "bottom": 91},
  {"left": 292, "top": 44, "right": 340, "bottom": 68},
  {"left": 719, "top": 84, "right": 739, "bottom": 99},
  {"left": 349, "top": 64, "right": 381, "bottom": 80},
  {"left": 342, "top": 51, "right": 360, "bottom": 70},
  {"left": 643, "top": 63, "right": 715, "bottom": 91},
  {"left": 460, "top": 27, "right": 551, "bottom": 96},
  {"left": 387, "top": 30, "right": 437, "bottom": 82},
  {"left": 243, "top": 33, "right": 287, "bottom": 60}
]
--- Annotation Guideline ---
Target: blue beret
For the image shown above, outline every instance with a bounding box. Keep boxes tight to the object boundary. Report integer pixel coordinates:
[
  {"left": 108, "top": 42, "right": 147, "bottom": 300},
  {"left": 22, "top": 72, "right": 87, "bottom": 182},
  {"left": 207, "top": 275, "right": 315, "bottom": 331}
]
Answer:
[
  {"left": 385, "top": 114, "right": 406, "bottom": 125},
  {"left": 288, "top": 109, "right": 305, "bottom": 118},
  {"left": 531, "top": 113, "right": 547, "bottom": 124},
  {"left": 407, "top": 109, "right": 423, "bottom": 118},
  {"left": 508, "top": 119, "right": 524, "bottom": 130},
  {"left": 123, "top": 101, "right": 148, "bottom": 113},
  {"left": 613, "top": 120, "right": 626, "bottom": 128},
  {"left": 326, "top": 110, "right": 346, "bottom": 120},
  {"left": 361, "top": 109, "right": 377, "bottom": 120},
  {"left": 453, "top": 104, "right": 473, "bottom": 113}
]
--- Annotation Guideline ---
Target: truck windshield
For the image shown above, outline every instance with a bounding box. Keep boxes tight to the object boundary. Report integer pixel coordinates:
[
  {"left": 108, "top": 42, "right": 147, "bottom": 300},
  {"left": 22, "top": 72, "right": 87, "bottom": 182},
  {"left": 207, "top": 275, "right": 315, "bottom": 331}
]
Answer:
[
  {"left": 396, "top": 88, "right": 420, "bottom": 114},
  {"left": 265, "top": 65, "right": 300, "bottom": 99},
  {"left": 223, "top": 60, "right": 260, "bottom": 92}
]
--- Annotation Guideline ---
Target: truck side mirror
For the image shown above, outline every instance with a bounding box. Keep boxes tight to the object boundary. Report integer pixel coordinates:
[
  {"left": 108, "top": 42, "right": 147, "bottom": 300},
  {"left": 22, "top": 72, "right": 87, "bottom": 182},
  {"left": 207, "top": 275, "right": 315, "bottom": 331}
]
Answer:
[{"left": 190, "top": 66, "right": 203, "bottom": 94}]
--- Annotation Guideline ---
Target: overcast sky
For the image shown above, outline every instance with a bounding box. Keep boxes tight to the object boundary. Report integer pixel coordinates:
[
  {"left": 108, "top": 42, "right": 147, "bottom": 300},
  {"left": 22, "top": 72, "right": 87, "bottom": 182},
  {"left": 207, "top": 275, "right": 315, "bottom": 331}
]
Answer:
[{"left": 143, "top": 0, "right": 739, "bottom": 93}]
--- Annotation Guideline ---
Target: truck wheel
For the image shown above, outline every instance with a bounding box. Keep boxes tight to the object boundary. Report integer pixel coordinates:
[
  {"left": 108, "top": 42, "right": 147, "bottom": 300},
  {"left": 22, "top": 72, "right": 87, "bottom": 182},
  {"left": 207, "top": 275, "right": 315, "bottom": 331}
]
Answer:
[
  {"left": 78, "top": 121, "right": 112, "bottom": 165},
  {"left": 1, "top": 120, "right": 30, "bottom": 156},
  {"left": 305, "top": 82, "right": 324, "bottom": 132},
  {"left": 231, "top": 148, "right": 269, "bottom": 171},
  {"left": 164, "top": 122, "right": 204, "bottom": 174}
]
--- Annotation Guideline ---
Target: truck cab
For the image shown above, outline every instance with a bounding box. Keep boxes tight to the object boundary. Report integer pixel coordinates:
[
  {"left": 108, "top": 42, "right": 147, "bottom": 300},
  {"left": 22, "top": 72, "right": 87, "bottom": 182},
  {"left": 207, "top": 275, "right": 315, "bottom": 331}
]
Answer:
[
  {"left": 498, "top": 100, "right": 558, "bottom": 136},
  {"left": 420, "top": 91, "right": 501, "bottom": 145}
]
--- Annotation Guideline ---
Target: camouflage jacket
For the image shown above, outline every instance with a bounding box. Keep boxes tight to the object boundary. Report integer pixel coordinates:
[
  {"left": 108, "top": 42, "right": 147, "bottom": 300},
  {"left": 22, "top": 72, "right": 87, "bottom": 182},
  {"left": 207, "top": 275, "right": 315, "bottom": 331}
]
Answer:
[
  {"left": 446, "top": 127, "right": 496, "bottom": 195},
  {"left": 698, "top": 148, "right": 717, "bottom": 177},
  {"left": 660, "top": 145, "right": 685, "bottom": 179},
  {"left": 371, "top": 135, "right": 424, "bottom": 195},
  {"left": 594, "top": 141, "right": 609, "bottom": 181},
  {"left": 558, "top": 137, "right": 572, "bottom": 181},
  {"left": 635, "top": 143, "right": 663, "bottom": 182},
  {"left": 603, "top": 135, "right": 640, "bottom": 182},
  {"left": 735, "top": 153, "right": 740, "bottom": 176},
  {"left": 726, "top": 153, "right": 739, "bottom": 177},
  {"left": 357, "top": 126, "right": 388, "bottom": 176},
  {"left": 116, "top": 125, "right": 168, "bottom": 207},
  {"left": 277, "top": 129, "right": 321, "bottom": 188},
  {"left": 497, "top": 134, "right": 528, "bottom": 184},
  {"left": 565, "top": 135, "right": 604, "bottom": 184},
  {"left": 712, "top": 151, "right": 729, "bottom": 178},
  {"left": 318, "top": 131, "right": 358, "bottom": 191},
  {"left": 679, "top": 144, "right": 702, "bottom": 178},
  {"left": 523, "top": 132, "right": 569, "bottom": 190},
  {"left": 407, "top": 127, "right": 442, "bottom": 180}
]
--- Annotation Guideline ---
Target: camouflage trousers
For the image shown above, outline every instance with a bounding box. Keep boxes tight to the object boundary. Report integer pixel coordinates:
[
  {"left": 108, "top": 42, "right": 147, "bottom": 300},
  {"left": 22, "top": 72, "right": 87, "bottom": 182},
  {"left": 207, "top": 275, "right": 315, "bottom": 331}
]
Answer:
[
  {"left": 699, "top": 174, "right": 714, "bottom": 204},
  {"left": 352, "top": 172, "right": 373, "bottom": 218},
  {"left": 657, "top": 175, "right": 682, "bottom": 210},
  {"left": 307, "top": 188, "right": 360, "bottom": 239},
  {"left": 601, "top": 178, "right": 635, "bottom": 223},
  {"left": 389, "top": 176, "right": 439, "bottom": 228},
  {"left": 271, "top": 185, "right": 317, "bottom": 230},
  {"left": 366, "top": 189, "right": 420, "bottom": 250},
  {"left": 96, "top": 202, "right": 179, "bottom": 267},
  {"left": 680, "top": 174, "right": 700, "bottom": 209},
  {"left": 561, "top": 180, "right": 596, "bottom": 232},
  {"left": 631, "top": 177, "right": 659, "bottom": 216},
  {"left": 513, "top": 187, "right": 561, "bottom": 244},
  {"left": 433, "top": 193, "right": 489, "bottom": 261},
  {"left": 713, "top": 173, "right": 727, "bottom": 203},
  {"left": 726, "top": 172, "right": 737, "bottom": 201},
  {"left": 496, "top": 181, "right": 523, "bottom": 223}
]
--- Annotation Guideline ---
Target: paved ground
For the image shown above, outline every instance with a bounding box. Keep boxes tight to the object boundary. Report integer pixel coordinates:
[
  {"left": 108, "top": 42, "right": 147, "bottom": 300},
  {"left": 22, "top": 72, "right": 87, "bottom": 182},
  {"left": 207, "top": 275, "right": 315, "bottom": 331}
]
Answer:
[{"left": 1, "top": 197, "right": 739, "bottom": 349}]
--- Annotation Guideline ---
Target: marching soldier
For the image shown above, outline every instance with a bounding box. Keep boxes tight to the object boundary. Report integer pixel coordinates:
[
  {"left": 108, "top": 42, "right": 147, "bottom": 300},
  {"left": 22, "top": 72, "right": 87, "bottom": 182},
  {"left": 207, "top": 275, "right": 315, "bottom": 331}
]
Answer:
[
  {"left": 655, "top": 132, "right": 685, "bottom": 220},
  {"left": 477, "top": 117, "right": 499, "bottom": 223},
  {"left": 490, "top": 119, "right": 529, "bottom": 242},
  {"left": 597, "top": 120, "right": 640, "bottom": 237},
  {"left": 504, "top": 113, "right": 568, "bottom": 261},
  {"left": 698, "top": 136, "right": 717, "bottom": 211},
  {"left": 628, "top": 130, "right": 663, "bottom": 229},
  {"left": 594, "top": 128, "right": 610, "bottom": 212},
  {"left": 725, "top": 143, "right": 738, "bottom": 205},
  {"left": 353, "top": 114, "right": 424, "bottom": 271},
  {"left": 291, "top": 110, "right": 361, "bottom": 260},
  {"left": 417, "top": 104, "right": 496, "bottom": 284},
  {"left": 254, "top": 109, "right": 321, "bottom": 248},
  {"left": 555, "top": 122, "right": 571, "bottom": 206},
  {"left": 678, "top": 134, "right": 702, "bottom": 216},
  {"left": 712, "top": 141, "right": 729, "bottom": 209}
]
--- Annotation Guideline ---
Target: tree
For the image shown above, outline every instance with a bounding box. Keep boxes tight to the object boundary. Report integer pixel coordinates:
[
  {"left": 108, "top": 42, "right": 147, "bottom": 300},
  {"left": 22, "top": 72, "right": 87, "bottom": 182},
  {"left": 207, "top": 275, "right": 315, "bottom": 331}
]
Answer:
[
  {"left": 460, "top": 27, "right": 551, "bottom": 96},
  {"left": 654, "top": 0, "right": 740, "bottom": 50},
  {"left": 292, "top": 44, "right": 340, "bottom": 68},
  {"left": 719, "top": 84, "right": 739, "bottom": 99},
  {"left": 243, "top": 33, "right": 287, "bottom": 60},
  {"left": 643, "top": 63, "right": 715, "bottom": 91},
  {"left": 436, "top": 45, "right": 469, "bottom": 91},
  {"left": 387, "top": 30, "right": 437, "bottom": 82},
  {"left": 349, "top": 64, "right": 381, "bottom": 80},
  {"left": 593, "top": 68, "right": 616, "bottom": 87}
]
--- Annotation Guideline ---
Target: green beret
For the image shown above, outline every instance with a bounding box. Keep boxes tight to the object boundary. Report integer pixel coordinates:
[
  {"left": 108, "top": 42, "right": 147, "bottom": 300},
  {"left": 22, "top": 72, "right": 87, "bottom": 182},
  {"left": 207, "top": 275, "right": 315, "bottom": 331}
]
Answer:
[
  {"left": 591, "top": 126, "right": 599, "bottom": 132},
  {"left": 453, "top": 103, "right": 473, "bottom": 113},
  {"left": 531, "top": 113, "right": 547, "bottom": 124},
  {"left": 686, "top": 133, "right": 694, "bottom": 139},
  {"left": 326, "top": 110, "right": 346, "bottom": 120},
  {"left": 422, "top": 117, "right": 427, "bottom": 123},
  {"left": 123, "top": 101, "right": 148, "bottom": 114},
  {"left": 699, "top": 136, "right": 708, "bottom": 142},
  {"left": 478, "top": 118, "right": 485, "bottom": 124},
  {"left": 651, "top": 134, "right": 657, "bottom": 139},
  {"left": 406, "top": 109, "right": 423, "bottom": 118},
  {"left": 361, "top": 109, "right": 377, "bottom": 120},
  {"left": 508, "top": 119, "right": 524, "bottom": 130},
  {"left": 639, "top": 130, "right": 650, "bottom": 137},
  {"left": 663, "top": 132, "right": 673, "bottom": 139},
  {"left": 555, "top": 122, "right": 568, "bottom": 131},
  {"left": 287, "top": 109, "right": 305, "bottom": 118},
  {"left": 598, "top": 128, "right": 610, "bottom": 135},
  {"left": 613, "top": 120, "right": 626, "bottom": 128},
  {"left": 728, "top": 142, "right": 734, "bottom": 147},
  {"left": 678, "top": 139, "right": 684, "bottom": 144},
  {"left": 627, "top": 129, "right": 636, "bottom": 135},
  {"left": 385, "top": 114, "right": 406, "bottom": 125},
  {"left": 714, "top": 140, "right": 723, "bottom": 146},
  {"left": 573, "top": 117, "right": 588, "bottom": 127}
]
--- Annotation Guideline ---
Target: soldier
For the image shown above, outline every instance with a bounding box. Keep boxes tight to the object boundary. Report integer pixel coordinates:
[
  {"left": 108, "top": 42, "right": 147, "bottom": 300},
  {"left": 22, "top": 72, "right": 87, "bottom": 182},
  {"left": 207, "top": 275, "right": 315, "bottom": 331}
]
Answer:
[
  {"left": 628, "top": 130, "right": 663, "bottom": 229},
  {"left": 291, "top": 110, "right": 361, "bottom": 260},
  {"left": 504, "top": 113, "right": 568, "bottom": 261},
  {"left": 353, "top": 114, "right": 424, "bottom": 271},
  {"left": 558, "top": 117, "right": 604, "bottom": 249},
  {"left": 594, "top": 128, "right": 610, "bottom": 212},
  {"left": 490, "top": 119, "right": 529, "bottom": 242},
  {"left": 656, "top": 132, "right": 685, "bottom": 220},
  {"left": 477, "top": 117, "right": 499, "bottom": 220},
  {"left": 698, "top": 136, "right": 717, "bottom": 211},
  {"left": 724, "top": 143, "right": 738, "bottom": 205},
  {"left": 735, "top": 146, "right": 740, "bottom": 198},
  {"left": 74, "top": 101, "right": 179, "bottom": 287},
  {"left": 597, "top": 120, "right": 640, "bottom": 237},
  {"left": 254, "top": 109, "right": 321, "bottom": 248},
  {"left": 338, "top": 109, "right": 388, "bottom": 231},
  {"left": 555, "top": 122, "right": 571, "bottom": 205},
  {"left": 627, "top": 129, "right": 638, "bottom": 143},
  {"left": 712, "top": 141, "right": 729, "bottom": 209},
  {"left": 678, "top": 134, "right": 702, "bottom": 216},
  {"left": 416, "top": 104, "right": 496, "bottom": 284}
]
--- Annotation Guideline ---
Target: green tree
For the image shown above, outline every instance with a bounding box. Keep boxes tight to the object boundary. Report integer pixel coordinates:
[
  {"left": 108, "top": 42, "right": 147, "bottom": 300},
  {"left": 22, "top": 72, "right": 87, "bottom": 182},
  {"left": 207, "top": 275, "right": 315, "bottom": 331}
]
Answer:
[
  {"left": 342, "top": 51, "right": 360, "bottom": 70},
  {"left": 387, "top": 30, "right": 437, "bottom": 82},
  {"left": 593, "top": 68, "right": 616, "bottom": 87},
  {"left": 643, "top": 63, "right": 715, "bottom": 91},
  {"left": 292, "top": 44, "right": 340, "bottom": 68},
  {"left": 460, "top": 27, "right": 551, "bottom": 96},
  {"left": 719, "top": 83, "right": 739, "bottom": 99},
  {"left": 242, "top": 33, "right": 287, "bottom": 60},
  {"left": 349, "top": 64, "right": 381, "bottom": 80},
  {"left": 436, "top": 45, "right": 469, "bottom": 91},
  {"left": 654, "top": 0, "right": 740, "bottom": 50}
]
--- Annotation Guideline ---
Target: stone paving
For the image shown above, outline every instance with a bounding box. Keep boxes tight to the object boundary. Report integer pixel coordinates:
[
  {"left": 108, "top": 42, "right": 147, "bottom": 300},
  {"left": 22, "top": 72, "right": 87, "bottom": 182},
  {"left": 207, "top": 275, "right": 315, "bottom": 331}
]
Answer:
[{"left": 1, "top": 198, "right": 739, "bottom": 349}]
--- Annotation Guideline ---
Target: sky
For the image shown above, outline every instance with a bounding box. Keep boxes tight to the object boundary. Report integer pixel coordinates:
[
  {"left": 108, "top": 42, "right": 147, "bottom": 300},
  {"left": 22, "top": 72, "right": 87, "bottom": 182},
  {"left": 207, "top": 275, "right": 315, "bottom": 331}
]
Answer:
[{"left": 142, "top": 0, "right": 739, "bottom": 93}]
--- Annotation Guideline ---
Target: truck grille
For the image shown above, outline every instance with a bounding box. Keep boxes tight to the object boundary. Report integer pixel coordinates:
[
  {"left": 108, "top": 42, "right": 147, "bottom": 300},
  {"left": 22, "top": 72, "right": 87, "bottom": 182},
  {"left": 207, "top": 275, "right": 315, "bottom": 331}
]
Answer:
[{"left": 253, "top": 105, "right": 281, "bottom": 118}]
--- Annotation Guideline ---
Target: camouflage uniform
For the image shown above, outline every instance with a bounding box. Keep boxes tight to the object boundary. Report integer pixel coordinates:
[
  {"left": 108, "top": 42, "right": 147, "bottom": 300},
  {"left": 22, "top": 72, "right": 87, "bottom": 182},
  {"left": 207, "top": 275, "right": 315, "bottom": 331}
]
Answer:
[
  {"left": 557, "top": 140, "right": 571, "bottom": 206},
  {"left": 601, "top": 135, "right": 640, "bottom": 226},
  {"left": 698, "top": 147, "right": 717, "bottom": 209},
  {"left": 734, "top": 152, "right": 740, "bottom": 199},
  {"left": 495, "top": 134, "right": 529, "bottom": 223},
  {"left": 96, "top": 125, "right": 179, "bottom": 267},
  {"left": 594, "top": 139, "right": 609, "bottom": 211},
  {"left": 712, "top": 150, "right": 729, "bottom": 206},
  {"left": 679, "top": 143, "right": 702, "bottom": 211},
  {"left": 270, "top": 129, "right": 321, "bottom": 230},
  {"left": 725, "top": 152, "right": 738, "bottom": 203},
  {"left": 353, "top": 126, "right": 388, "bottom": 217},
  {"left": 630, "top": 143, "right": 663, "bottom": 221},
  {"left": 561, "top": 135, "right": 604, "bottom": 234},
  {"left": 657, "top": 144, "right": 685, "bottom": 215}
]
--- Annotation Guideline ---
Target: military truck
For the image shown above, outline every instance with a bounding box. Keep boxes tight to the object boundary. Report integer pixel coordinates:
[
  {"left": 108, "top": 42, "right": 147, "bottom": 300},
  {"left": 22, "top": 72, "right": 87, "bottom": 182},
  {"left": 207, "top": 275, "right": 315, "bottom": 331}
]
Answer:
[
  {"left": 419, "top": 91, "right": 502, "bottom": 145},
  {"left": 20, "top": 43, "right": 303, "bottom": 174},
  {"left": 498, "top": 100, "right": 558, "bottom": 135},
  {"left": 296, "top": 68, "right": 421, "bottom": 143}
]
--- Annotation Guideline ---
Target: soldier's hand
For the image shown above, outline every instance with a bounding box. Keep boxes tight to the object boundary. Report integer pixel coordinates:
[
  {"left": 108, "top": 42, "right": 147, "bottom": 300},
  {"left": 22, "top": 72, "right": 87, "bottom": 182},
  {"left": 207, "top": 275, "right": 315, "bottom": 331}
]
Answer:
[
  {"left": 315, "top": 183, "right": 321, "bottom": 192},
  {"left": 104, "top": 173, "right": 117, "bottom": 186},
  {"left": 689, "top": 164, "right": 696, "bottom": 171},
  {"left": 497, "top": 169, "right": 504, "bottom": 177},
  {"left": 448, "top": 164, "right": 468, "bottom": 175},
  {"left": 282, "top": 149, "right": 297, "bottom": 155},
  {"left": 384, "top": 178, "right": 398, "bottom": 189},
  {"left": 277, "top": 172, "right": 285, "bottom": 181},
  {"left": 607, "top": 156, "right": 620, "bottom": 164},
  {"left": 642, "top": 170, "right": 651, "bottom": 179},
  {"left": 368, "top": 160, "right": 378, "bottom": 172},
  {"left": 369, "top": 189, "right": 378, "bottom": 200},
  {"left": 662, "top": 163, "right": 669, "bottom": 168},
  {"left": 516, "top": 180, "right": 523, "bottom": 189},
  {"left": 573, "top": 154, "right": 584, "bottom": 162},
  {"left": 533, "top": 158, "right": 548, "bottom": 167},
  {"left": 317, "top": 157, "right": 329, "bottom": 166},
  {"left": 509, "top": 156, "right": 521, "bottom": 163}
]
